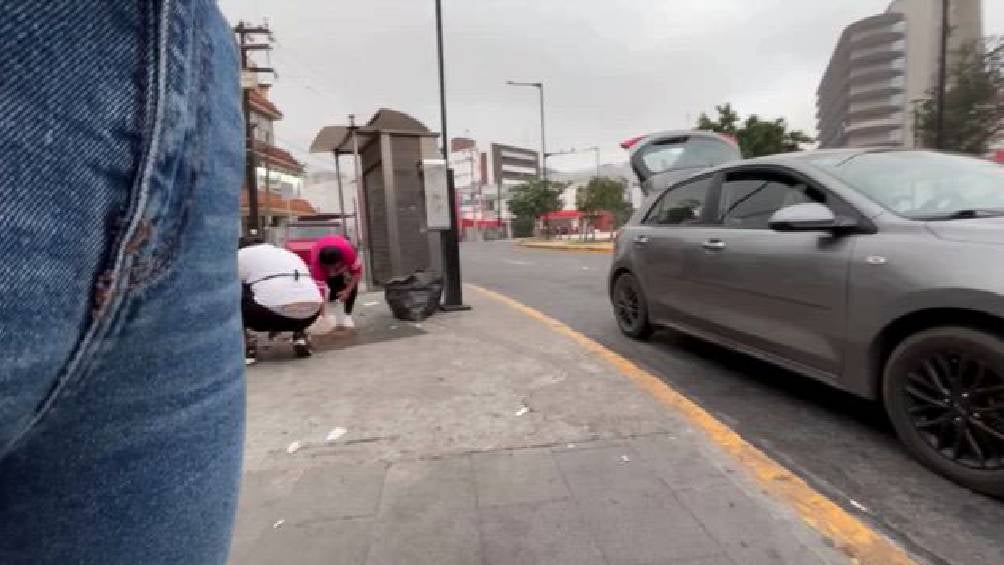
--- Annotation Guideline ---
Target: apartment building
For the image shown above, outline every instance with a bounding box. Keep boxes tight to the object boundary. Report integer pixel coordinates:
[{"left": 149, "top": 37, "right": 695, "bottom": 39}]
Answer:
[{"left": 817, "top": 0, "right": 983, "bottom": 148}]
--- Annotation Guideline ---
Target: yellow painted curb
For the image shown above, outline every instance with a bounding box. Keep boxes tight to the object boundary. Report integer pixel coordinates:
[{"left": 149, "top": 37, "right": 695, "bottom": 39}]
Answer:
[
  {"left": 470, "top": 284, "right": 916, "bottom": 565},
  {"left": 518, "top": 241, "right": 613, "bottom": 253}
]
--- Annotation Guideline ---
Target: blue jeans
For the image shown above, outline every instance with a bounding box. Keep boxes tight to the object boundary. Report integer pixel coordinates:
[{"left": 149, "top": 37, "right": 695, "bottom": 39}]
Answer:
[{"left": 0, "top": 2, "right": 245, "bottom": 564}]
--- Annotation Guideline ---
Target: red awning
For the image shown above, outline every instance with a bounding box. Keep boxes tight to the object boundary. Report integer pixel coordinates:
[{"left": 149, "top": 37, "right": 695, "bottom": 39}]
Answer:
[
  {"left": 461, "top": 218, "right": 502, "bottom": 228},
  {"left": 539, "top": 210, "right": 582, "bottom": 220}
]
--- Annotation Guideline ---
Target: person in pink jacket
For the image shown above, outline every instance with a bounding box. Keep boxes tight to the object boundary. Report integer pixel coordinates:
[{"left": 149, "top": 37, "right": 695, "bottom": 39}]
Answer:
[{"left": 308, "top": 235, "right": 363, "bottom": 328}]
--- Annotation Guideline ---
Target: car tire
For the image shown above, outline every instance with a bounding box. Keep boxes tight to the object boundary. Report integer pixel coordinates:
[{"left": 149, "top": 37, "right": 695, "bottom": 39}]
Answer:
[
  {"left": 883, "top": 326, "right": 1004, "bottom": 497},
  {"left": 612, "top": 272, "right": 652, "bottom": 340}
]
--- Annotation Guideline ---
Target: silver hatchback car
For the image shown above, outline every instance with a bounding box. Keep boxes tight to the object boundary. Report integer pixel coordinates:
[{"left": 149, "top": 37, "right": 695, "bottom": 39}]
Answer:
[{"left": 609, "top": 149, "right": 1004, "bottom": 496}]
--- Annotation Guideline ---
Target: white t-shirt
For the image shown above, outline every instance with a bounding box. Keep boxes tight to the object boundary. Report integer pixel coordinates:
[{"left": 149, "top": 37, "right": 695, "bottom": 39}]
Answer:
[{"left": 238, "top": 244, "right": 322, "bottom": 318}]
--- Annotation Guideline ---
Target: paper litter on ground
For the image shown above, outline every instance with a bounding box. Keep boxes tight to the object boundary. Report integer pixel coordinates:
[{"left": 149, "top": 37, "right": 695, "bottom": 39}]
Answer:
[
  {"left": 850, "top": 499, "right": 870, "bottom": 513},
  {"left": 325, "top": 427, "right": 348, "bottom": 442}
]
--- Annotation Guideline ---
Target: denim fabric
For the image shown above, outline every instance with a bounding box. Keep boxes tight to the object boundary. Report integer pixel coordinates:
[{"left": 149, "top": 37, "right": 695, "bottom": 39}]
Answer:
[{"left": 0, "top": 1, "right": 245, "bottom": 564}]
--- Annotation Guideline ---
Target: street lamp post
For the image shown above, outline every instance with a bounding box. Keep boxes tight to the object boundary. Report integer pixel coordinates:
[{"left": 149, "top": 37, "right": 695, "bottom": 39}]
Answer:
[
  {"left": 506, "top": 80, "right": 547, "bottom": 182},
  {"left": 435, "top": 0, "right": 468, "bottom": 310}
]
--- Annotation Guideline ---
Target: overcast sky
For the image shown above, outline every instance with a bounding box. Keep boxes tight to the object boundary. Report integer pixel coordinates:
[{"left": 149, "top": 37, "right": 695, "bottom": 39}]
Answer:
[{"left": 217, "top": 0, "right": 1002, "bottom": 172}]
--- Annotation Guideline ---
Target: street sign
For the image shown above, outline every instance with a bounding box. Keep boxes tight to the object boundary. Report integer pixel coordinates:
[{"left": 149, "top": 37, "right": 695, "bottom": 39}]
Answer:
[{"left": 422, "top": 159, "right": 451, "bottom": 230}]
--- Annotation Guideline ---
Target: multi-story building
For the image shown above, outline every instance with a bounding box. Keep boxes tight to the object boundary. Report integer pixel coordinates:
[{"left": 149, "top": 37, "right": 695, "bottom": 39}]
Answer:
[
  {"left": 449, "top": 137, "right": 486, "bottom": 226},
  {"left": 817, "top": 0, "right": 983, "bottom": 148},
  {"left": 240, "top": 85, "right": 314, "bottom": 234},
  {"left": 487, "top": 143, "right": 541, "bottom": 236}
]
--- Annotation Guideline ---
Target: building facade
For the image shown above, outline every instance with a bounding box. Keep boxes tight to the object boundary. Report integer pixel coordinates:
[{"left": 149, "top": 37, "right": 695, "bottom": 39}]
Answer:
[
  {"left": 816, "top": 0, "right": 983, "bottom": 148},
  {"left": 488, "top": 143, "right": 540, "bottom": 235},
  {"left": 240, "top": 86, "right": 314, "bottom": 235},
  {"left": 449, "top": 137, "right": 487, "bottom": 229}
]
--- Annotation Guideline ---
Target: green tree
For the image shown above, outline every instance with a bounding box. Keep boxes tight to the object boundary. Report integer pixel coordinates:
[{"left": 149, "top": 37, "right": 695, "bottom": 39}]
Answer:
[
  {"left": 913, "top": 37, "right": 1003, "bottom": 154},
  {"left": 576, "top": 176, "right": 632, "bottom": 240},
  {"left": 507, "top": 179, "right": 565, "bottom": 238},
  {"left": 697, "top": 102, "right": 740, "bottom": 136},
  {"left": 697, "top": 104, "right": 813, "bottom": 158}
]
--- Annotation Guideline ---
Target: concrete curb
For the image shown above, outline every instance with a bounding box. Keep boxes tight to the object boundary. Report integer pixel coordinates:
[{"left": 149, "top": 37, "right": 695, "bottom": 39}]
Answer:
[{"left": 517, "top": 240, "right": 613, "bottom": 253}]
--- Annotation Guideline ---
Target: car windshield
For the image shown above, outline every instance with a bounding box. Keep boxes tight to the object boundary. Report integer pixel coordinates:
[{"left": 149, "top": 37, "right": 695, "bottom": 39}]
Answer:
[
  {"left": 808, "top": 151, "right": 1004, "bottom": 220},
  {"left": 287, "top": 225, "right": 338, "bottom": 239}
]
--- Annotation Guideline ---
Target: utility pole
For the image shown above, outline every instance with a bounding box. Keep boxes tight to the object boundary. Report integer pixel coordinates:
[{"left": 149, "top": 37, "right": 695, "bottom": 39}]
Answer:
[
  {"left": 348, "top": 114, "right": 373, "bottom": 288},
  {"left": 333, "top": 153, "right": 348, "bottom": 236},
  {"left": 435, "top": 0, "right": 468, "bottom": 310},
  {"left": 538, "top": 84, "right": 547, "bottom": 183},
  {"left": 936, "top": 0, "right": 950, "bottom": 149},
  {"left": 234, "top": 21, "right": 274, "bottom": 236},
  {"left": 497, "top": 179, "right": 504, "bottom": 237}
]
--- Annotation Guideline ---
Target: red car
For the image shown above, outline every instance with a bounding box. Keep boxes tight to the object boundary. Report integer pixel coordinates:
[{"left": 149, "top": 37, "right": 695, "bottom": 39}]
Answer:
[{"left": 283, "top": 219, "right": 352, "bottom": 264}]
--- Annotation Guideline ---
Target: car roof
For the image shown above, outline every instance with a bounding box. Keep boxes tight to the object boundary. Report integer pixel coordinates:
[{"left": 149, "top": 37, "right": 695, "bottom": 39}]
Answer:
[
  {"left": 697, "top": 147, "right": 923, "bottom": 174},
  {"left": 644, "top": 129, "right": 734, "bottom": 142},
  {"left": 626, "top": 129, "right": 738, "bottom": 153}
]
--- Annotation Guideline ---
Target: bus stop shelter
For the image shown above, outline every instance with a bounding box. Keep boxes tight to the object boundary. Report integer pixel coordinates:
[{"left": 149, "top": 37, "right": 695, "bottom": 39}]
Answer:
[{"left": 310, "top": 109, "right": 443, "bottom": 287}]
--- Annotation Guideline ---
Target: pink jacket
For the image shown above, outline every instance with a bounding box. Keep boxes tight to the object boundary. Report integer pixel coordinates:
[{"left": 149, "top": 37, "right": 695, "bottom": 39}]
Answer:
[{"left": 308, "top": 235, "right": 362, "bottom": 282}]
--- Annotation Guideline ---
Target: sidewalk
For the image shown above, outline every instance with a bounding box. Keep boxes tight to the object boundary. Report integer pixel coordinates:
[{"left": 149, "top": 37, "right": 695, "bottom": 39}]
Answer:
[{"left": 229, "top": 289, "right": 855, "bottom": 565}]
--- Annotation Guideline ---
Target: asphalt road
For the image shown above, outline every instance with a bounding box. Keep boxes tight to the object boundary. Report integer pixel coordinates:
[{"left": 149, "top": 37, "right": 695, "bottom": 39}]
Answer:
[{"left": 461, "top": 240, "right": 1004, "bottom": 565}]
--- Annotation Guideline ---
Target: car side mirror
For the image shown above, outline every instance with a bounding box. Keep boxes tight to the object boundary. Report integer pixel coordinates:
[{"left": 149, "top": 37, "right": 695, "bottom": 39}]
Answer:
[{"left": 768, "top": 203, "right": 857, "bottom": 232}]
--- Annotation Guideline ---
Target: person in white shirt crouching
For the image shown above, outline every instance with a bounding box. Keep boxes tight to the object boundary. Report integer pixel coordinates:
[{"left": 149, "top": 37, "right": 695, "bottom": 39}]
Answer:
[{"left": 238, "top": 237, "right": 323, "bottom": 365}]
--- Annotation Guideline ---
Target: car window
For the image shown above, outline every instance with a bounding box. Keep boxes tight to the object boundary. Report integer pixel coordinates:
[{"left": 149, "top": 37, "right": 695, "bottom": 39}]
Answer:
[
  {"left": 640, "top": 139, "right": 687, "bottom": 174},
  {"left": 638, "top": 136, "right": 738, "bottom": 176},
  {"left": 644, "top": 176, "right": 714, "bottom": 226},
  {"left": 679, "top": 137, "right": 740, "bottom": 169},
  {"left": 287, "top": 225, "right": 339, "bottom": 239},
  {"left": 718, "top": 172, "right": 825, "bottom": 229}
]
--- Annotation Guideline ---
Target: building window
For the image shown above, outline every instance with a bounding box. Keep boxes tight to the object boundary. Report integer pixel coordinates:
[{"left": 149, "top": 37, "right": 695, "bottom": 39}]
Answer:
[{"left": 250, "top": 113, "right": 274, "bottom": 145}]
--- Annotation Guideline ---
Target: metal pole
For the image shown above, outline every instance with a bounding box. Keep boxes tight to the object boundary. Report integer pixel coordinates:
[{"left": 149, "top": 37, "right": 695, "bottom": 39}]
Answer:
[
  {"left": 333, "top": 152, "right": 347, "bottom": 236},
  {"left": 263, "top": 149, "right": 271, "bottom": 236},
  {"left": 349, "top": 116, "right": 373, "bottom": 288},
  {"left": 352, "top": 198, "right": 359, "bottom": 245},
  {"left": 497, "top": 181, "right": 503, "bottom": 236},
  {"left": 238, "top": 27, "right": 260, "bottom": 234},
  {"left": 435, "top": 0, "right": 449, "bottom": 164},
  {"left": 538, "top": 83, "right": 547, "bottom": 182},
  {"left": 936, "top": 0, "right": 950, "bottom": 149},
  {"left": 435, "top": 0, "right": 468, "bottom": 309}
]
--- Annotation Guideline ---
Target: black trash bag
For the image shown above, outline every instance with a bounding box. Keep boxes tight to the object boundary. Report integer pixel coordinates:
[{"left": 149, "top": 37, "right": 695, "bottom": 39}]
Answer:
[{"left": 384, "top": 271, "right": 443, "bottom": 322}]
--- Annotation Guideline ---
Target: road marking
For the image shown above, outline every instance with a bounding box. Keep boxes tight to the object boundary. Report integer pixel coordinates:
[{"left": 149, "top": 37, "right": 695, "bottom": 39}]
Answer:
[
  {"left": 518, "top": 241, "right": 613, "bottom": 253},
  {"left": 503, "top": 259, "right": 532, "bottom": 266},
  {"left": 470, "top": 284, "right": 916, "bottom": 565}
]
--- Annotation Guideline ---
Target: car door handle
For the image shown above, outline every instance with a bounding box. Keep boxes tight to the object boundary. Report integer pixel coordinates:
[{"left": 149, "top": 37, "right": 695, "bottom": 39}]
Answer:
[
  {"left": 633, "top": 235, "right": 649, "bottom": 245},
  {"left": 701, "top": 238, "right": 726, "bottom": 251}
]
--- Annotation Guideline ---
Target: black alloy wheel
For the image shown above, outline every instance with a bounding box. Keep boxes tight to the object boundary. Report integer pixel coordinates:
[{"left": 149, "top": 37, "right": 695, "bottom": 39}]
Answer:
[
  {"left": 612, "top": 273, "right": 651, "bottom": 339},
  {"left": 885, "top": 327, "right": 1004, "bottom": 497}
]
